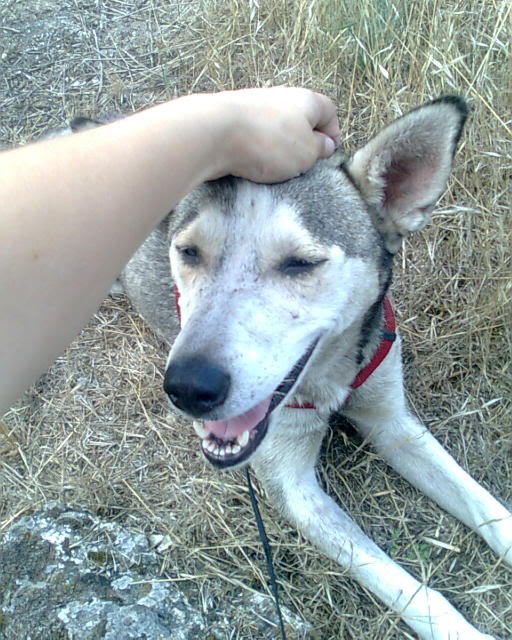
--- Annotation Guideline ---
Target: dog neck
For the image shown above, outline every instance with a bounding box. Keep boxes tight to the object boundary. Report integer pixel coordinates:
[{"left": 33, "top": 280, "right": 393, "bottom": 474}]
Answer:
[{"left": 286, "top": 296, "right": 396, "bottom": 412}]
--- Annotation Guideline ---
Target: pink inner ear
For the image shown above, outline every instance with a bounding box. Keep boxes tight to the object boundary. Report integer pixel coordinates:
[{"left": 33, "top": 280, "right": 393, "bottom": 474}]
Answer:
[{"left": 383, "top": 159, "right": 436, "bottom": 210}]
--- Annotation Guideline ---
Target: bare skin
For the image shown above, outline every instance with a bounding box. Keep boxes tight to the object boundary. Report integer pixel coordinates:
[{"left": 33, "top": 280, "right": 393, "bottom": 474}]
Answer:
[{"left": 0, "top": 87, "right": 339, "bottom": 413}]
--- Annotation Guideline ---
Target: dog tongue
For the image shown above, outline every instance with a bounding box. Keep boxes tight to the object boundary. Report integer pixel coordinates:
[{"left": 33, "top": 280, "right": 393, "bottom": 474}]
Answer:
[{"left": 204, "top": 396, "right": 272, "bottom": 440}]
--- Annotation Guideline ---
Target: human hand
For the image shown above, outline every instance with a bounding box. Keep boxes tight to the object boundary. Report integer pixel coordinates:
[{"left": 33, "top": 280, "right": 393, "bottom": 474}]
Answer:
[{"left": 207, "top": 87, "right": 340, "bottom": 183}]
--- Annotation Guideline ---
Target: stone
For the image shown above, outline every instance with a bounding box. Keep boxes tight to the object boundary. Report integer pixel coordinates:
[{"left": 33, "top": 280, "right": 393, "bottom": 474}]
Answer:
[{"left": 0, "top": 503, "right": 310, "bottom": 639}]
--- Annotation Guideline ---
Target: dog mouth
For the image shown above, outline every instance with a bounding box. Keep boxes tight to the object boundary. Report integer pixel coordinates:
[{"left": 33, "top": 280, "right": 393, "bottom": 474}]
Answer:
[{"left": 193, "top": 340, "right": 318, "bottom": 469}]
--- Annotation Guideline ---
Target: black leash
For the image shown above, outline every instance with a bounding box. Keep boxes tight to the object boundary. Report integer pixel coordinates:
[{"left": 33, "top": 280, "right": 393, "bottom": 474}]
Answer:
[{"left": 245, "top": 467, "right": 287, "bottom": 640}]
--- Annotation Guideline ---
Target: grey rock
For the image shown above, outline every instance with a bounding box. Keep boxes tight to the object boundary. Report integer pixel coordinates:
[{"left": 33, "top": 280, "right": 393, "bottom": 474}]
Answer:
[{"left": 0, "top": 503, "right": 310, "bottom": 640}]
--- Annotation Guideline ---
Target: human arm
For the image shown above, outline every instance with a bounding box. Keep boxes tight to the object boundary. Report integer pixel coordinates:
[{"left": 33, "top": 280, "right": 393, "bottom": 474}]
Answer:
[{"left": 0, "top": 87, "right": 339, "bottom": 412}]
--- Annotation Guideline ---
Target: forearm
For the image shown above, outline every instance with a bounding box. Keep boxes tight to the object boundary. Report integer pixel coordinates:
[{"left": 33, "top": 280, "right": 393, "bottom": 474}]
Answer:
[
  {"left": 0, "top": 87, "right": 338, "bottom": 412},
  {"left": 0, "top": 95, "right": 226, "bottom": 410}
]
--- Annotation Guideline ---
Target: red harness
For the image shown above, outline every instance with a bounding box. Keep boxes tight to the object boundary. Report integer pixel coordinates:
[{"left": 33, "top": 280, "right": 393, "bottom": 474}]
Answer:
[{"left": 173, "top": 287, "right": 396, "bottom": 410}]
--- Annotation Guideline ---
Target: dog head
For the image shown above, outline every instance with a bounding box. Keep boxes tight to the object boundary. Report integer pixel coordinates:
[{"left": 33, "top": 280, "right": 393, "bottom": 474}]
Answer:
[{"left": 164, "top": 97, "right": 468, "bottom": 469}]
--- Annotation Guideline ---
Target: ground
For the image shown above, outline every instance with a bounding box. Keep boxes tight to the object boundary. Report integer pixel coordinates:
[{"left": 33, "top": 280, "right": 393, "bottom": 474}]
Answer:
[{"left": 1, "top": 1, "right": 511, "bottom": 638}]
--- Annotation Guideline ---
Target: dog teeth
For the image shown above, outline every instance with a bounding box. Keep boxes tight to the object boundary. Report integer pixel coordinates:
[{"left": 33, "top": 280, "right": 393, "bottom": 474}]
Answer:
[
  {"left": 193, "top": 421, "right": 209, "bottom": 439},
  {"left": 237, "top": 431, "right": 250, "bottom": 447},
  {"left": 198, "top": 425, "right": 250, "bottom": 457},
  {"left": 201, "top": 438, "right": 243, "bottom": 458},
  {"left": 202, "top": 439, "right": 216, "bottom": 453}
]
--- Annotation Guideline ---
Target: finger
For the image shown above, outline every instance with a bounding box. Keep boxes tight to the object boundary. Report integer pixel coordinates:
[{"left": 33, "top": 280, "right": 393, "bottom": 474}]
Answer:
[
  {"left": 309, "top": 92, "right": 340, "bottom": 141},
  {"left": 313, "top": 131, "right": 336, "bottom": 159}
]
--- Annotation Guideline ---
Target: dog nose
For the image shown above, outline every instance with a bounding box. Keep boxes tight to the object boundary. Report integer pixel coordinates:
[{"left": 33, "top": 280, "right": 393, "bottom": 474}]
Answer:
[{"left": 163, "top": 356, "right": 231, "bottom": 417}]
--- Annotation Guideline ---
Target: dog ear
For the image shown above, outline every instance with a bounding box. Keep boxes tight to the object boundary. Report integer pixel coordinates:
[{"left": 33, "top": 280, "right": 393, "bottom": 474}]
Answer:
[{"left": 347, "top": 96, "right": 468, "bottom": 253}]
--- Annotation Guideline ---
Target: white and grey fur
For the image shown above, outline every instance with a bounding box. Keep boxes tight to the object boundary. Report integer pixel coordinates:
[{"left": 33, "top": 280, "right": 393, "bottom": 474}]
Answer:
[{"left": 71, "top": 98, "right": 511, "bottom": 640}]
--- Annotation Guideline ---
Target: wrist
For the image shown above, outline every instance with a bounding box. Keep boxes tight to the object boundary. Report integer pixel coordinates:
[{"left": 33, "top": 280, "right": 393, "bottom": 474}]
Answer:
[{"left": 171, "top": 92, "right": 239, "bottom": 182}]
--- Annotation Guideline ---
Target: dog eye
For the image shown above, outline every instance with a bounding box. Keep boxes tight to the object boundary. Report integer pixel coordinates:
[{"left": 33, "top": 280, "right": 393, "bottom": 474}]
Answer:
[
  {"left": 177, "top": 245, "right": 201, "bottom": 265},
  {"left": 279, "top": 257, "right": 324, "bottom": 276}
]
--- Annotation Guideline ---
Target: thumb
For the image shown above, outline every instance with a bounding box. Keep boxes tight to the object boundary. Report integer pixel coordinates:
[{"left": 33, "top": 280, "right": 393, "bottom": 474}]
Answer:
[{"left": 314, "top": 132, "right": 336, "bottom": 159}]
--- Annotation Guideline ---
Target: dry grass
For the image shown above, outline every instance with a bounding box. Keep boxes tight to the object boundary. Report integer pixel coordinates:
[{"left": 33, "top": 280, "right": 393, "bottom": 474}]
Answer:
[{"left": 1, "top": 0, "right": 511, "bottom": 638}]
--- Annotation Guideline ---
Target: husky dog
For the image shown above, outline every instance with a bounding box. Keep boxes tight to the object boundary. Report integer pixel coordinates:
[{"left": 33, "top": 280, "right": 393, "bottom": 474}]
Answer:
[{"left": 77, "top": 98, "right": 510, "bottom": 640}]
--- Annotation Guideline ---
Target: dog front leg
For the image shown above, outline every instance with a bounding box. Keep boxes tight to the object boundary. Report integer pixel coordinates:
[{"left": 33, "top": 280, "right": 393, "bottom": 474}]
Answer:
[
  {"left": 252, "top": 424, "right": 495, "bottom": 640},
  {"left": 347, "top": 407, "right": 512, "bottom": 565}
]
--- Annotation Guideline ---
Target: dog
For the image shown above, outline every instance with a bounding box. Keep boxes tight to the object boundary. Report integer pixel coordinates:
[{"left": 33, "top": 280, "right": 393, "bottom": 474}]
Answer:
[{"left": 71, "top": 97, "right": 511, "bottom": 639}]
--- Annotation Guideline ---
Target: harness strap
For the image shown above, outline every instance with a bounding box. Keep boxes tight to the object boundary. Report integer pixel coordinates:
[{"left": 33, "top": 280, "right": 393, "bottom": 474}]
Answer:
[{"left": 350, "top": 295, "right": 396, "bottom": 390}]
